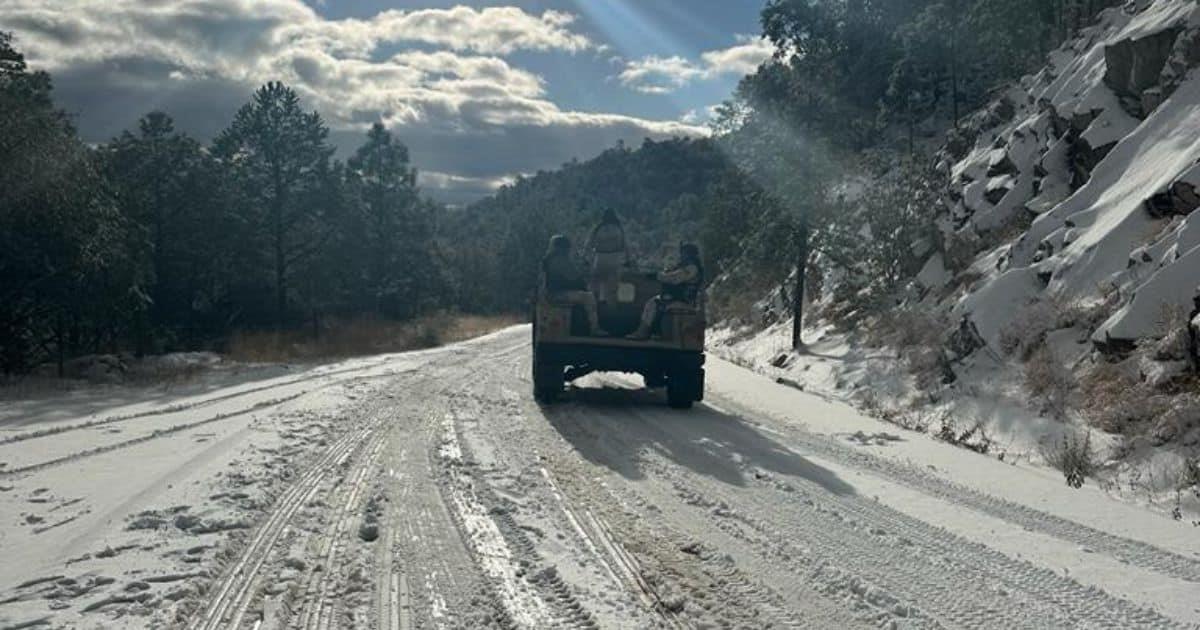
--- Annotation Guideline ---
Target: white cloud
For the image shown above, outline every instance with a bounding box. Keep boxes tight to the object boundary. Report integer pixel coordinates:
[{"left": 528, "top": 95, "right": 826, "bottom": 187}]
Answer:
[
  {"left": 700, "top": 35, "right": 777, "bottom": 76},
  {"left": 0, "top": 0, "right": 708, "bottom": 202},
  {"left": 617, "top": 36, "right": 776, "bottom": 94},
  {"left": 0, "top": 1, "right": 594, "bottom": 68},
  {"left": 618, "top": 55, "right": 706, "bottom": 94}
]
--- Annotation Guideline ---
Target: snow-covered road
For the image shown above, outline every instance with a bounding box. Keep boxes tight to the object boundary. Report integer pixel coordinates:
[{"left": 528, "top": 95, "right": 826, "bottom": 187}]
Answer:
[{"left": 1, "top": 326, "right": 1197, "bottom": 629}]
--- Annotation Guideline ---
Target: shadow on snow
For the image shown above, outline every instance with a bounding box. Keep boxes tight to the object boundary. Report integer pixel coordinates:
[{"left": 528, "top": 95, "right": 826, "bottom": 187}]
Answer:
[{"left": 539, "top": 383, "right": 855, "bottom": 497}]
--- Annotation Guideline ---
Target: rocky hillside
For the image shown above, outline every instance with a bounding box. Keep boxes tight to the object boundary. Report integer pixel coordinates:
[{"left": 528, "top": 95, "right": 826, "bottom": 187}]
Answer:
[
  {"left": 718, "top": 0, "right": 1200, "bottom": 500},
  {"left": 939, "top": 0, "right": 1200, "bottom": 356}
]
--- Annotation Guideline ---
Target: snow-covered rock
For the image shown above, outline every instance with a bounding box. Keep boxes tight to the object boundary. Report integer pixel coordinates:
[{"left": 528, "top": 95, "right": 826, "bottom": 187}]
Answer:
[
  {"left": 916, "top": 253, "right": 949, "bottom": 291},
  {"left": 943, "top": 1, "right": 1200, "bottom": 351}
]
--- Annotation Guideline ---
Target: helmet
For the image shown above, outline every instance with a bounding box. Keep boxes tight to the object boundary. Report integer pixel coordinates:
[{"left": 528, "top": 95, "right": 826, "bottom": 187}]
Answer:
[{"left": 549, "top": 234, "right": 571, "bottom": 253}]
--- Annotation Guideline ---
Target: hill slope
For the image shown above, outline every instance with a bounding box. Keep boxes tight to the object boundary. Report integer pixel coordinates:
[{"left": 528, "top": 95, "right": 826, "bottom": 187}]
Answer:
[{"left": 718, "top": 0, "right": 1200, "bottom": 511}]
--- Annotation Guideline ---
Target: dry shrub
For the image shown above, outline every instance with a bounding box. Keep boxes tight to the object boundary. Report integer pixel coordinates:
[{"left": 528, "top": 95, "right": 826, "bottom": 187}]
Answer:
[
  {"left": 1152, "top": 303, "right": 1191, "bottom": 361},
  {"left": 1060, "top": 290, "right": 1122, "bottom": 334},
  {"left": 227, "top": 313, "right": 520, "bottom": 363},
  {"left": 1079, "top": 360, "right": 1175, "bottom": 435},
  {"left": 999, "top": 300, "right": 1058, "bottom": 360},
  {"left": 126, "top": 353, "right": 220, "bottom": 385},
  {"left": 870, "top": 308, "right": 955, "bottom": 391},
  {"left": 999, "top": 295, "right": 1113, "bottom": 361},
  {"left": 1149, "top": 392, "right": 1200, "bottom": 445},
  {"left": 707, "top": 267, "right": 789, "bottom": 329},
  {"left": 1180, "top": 458, "right": 1200, "bottom": 493},
  {"left": 935, "top": 414, "right": 995, "bottom": 454},
  {"left": 1040, "top": 430, "right": 1100, "bottom": 488},
  {"left": 1024, "top": 346, "right": 1076, "bottom": 419}
]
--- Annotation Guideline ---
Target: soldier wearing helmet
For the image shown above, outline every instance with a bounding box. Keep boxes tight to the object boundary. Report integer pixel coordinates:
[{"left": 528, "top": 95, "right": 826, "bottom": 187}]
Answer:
[
  {"left": 628, "top": 242, "right": 704, "bottom": 340},
  {"left": 542, "top": 235, "right": 607, "bottom": 336}
]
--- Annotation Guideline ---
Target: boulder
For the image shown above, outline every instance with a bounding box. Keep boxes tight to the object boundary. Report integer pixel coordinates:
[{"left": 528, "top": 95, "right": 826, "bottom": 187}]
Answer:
[
  {"left": 985, "top": 176, "right": 1014, "bottom": 205},
  {"left": 986, "top": 150, "right": 1019, "bottom": 178},
  {"left": 1069, "top": 137, "right": 1116, "bottom": 190},
  {"left": 1144, "top": 181, "right": 1200, "bottom": 219},
  {"left": 1104, "top": 28, "right": 1182, "bottom": 117}
]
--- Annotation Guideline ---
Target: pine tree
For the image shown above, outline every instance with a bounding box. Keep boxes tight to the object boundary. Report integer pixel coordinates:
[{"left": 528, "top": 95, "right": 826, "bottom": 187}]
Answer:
[
  {"left": 214, "top": 82, "right": 335, "bottom": 327},
  {"left": 345, "top": 123, "right": 425, "bottom": 317},
  {"left": 0, "top": 32, "right": 133, "bottom": 372},
  {"left": 103, "top": 112, "right": 235, "bottom": 348}
]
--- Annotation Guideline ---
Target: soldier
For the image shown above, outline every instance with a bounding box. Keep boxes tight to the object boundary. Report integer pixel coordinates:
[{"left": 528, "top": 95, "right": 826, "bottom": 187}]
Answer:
[
  {"left": 542, "top": 235, "right": 607, "bottom": 336},
  {"left": 628, "top": 242, "right": 704, "bottom": 340},
  {"left": 586, "top": 209, "right": 628, "bottom": 303}
]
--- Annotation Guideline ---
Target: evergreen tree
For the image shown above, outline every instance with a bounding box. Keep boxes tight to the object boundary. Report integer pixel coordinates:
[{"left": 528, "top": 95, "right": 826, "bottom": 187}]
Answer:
[
  {"left": 103, "top": 112, "right": 235, "bottom": 348},
  {"left": 213, "top": 82, "right": 336, "bottom": 327},
  {"left": 344, "top": 123, "right": 431, "bottom": 318},
  {"left": 0, "top": 32, "right": 134, "bottom": 372}
]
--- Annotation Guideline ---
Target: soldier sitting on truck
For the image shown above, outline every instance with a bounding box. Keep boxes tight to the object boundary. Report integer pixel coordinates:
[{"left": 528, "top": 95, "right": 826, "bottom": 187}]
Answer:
[
  {"left": 542, "top": 235, "right": 608, "bottom": 337},
  {"left": 627, "top": 242, "right": 704, "bottom": 340}
]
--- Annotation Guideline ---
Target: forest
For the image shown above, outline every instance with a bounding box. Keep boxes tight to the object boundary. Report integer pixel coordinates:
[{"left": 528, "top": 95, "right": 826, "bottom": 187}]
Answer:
[{"left": 0, "top": 0, "right": 1120, "bottom": 374}]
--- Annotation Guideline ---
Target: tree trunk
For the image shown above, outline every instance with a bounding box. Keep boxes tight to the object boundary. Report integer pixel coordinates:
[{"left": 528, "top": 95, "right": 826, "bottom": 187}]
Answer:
[
  {"left": 950, "top": 38, "right": 961, "bottom": 130},
  {"left": 792, "top": 214, "right": 810, "bottom": 351},
  {"left": 272, "top": 166, "right": 287, "bottom": 327},
  {"left": 55, "top": 312, "right": 65, "bottom": 378}
]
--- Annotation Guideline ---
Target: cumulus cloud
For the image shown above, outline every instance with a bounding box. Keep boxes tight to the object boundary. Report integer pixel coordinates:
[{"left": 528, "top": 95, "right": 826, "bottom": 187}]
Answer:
[
  {"left": 0, "top": 0, "right": 707, "bottom": 202},
  {"left": 618, "top": 55, "right": 705, "bottom": 94},
  {"left": 618, "top": 35, "right": 776, "bottom": 94},
  {"left": 1, "top": 1, "right": 594, "bottom": 67},
  {"left": 700, "top": 36, "right": 777, "bottom": 77}
]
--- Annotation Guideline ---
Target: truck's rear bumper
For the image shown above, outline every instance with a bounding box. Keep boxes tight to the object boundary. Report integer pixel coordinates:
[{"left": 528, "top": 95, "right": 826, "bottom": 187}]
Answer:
[{"left": 535, "top": 341, "right": 704, "bottom": 373}]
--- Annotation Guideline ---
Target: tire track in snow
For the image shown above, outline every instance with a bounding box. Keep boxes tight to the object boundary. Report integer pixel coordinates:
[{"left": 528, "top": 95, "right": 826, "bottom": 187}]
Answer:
[
  {"left": 294, "top": 431, "right": 386, "bottom": 630},
  {"left": 382, "top": 407, "right": 514, "bottom": 628},
  {"left": 0, "top": 355, "right": 421, "bottom": 446},
  {"left": 0, "top": 368, "right": 417, "bottom": 478},
  {"left": 0, "top": 392, "right": 310, "bottom": 477},
  {"left": 538, "top": 466, "right": 679, "bottom": 626},
  {"left": 463, "top": 361, "right": 826, "bottom": 629},
  {"left": 436, "top": 411, "right": 563, "bottom": 628},
  {"left": 376, "top": 511, "right": 412, "bottom": 630},
  {"left": 190, "top": 424, "right": 376, "bottom": 630},
  {"left": 587, "top": 398, "right": 1183, "bottom": 629},
  {"left": 709, "top": 395, "right": 1200, "bottom": 585}
]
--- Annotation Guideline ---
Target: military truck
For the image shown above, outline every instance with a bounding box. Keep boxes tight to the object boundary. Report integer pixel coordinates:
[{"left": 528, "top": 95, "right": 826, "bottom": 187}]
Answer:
[{"left": 532, "top": 265, "right": 706, "bottom": 408}]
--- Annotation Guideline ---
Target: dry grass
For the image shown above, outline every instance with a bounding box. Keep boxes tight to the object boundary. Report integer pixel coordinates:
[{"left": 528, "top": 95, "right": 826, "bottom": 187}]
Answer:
[
  {"left": 1024, "top": 346, "right": 1076, "bottom": 419},
  {"left": 226, "top": 313, "right": 522, "bottom": 363},
  {"left": 866, "top": 307, "right": 956, "bottom": 391},
  {"left": 1040, "top": 430, "right": 1100, "bottom": 488}
]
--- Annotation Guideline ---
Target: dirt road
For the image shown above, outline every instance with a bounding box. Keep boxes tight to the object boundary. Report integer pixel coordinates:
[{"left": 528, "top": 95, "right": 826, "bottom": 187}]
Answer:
[{"left": 1, "top": 327, "right": 1197, "bottom": 629}]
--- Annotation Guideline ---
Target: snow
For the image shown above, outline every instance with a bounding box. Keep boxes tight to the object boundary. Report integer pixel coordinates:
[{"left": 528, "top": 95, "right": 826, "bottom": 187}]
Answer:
[
  {"left": 915, "top": 253, "right": 948, "bottom": 291},
  {"left": 1049, "top": 73, "right": 1200, "bottom": 295},
  {"left": 707, "top": 7, "right": 1200, "bottom": 622},
  {"left": 923, "top": 0, "right": 1200, "bottom": 355},
  {"left": 0, "top": 349, "right": 441, "bottom": 628},
  {"left": 954, "top": 267, "right": 1042, "bottom": 351},
  {"left": 2, "top": 326, "right": 1198, "bottom": 628},
  {"left": 1096, "top": 241, "right": 1200, "bottom": 342},
  {"left": 706, "top": 333, "right": 1200, "bottom": 624}
]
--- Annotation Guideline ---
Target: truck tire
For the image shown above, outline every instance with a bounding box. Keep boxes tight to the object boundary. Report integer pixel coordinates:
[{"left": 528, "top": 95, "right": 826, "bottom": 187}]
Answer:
[
  {"left": 533, "top": 352, "right": 564, "bottom": 403},
  {"left": 666, "top": 368, "right": 703, "bottom": 409}
]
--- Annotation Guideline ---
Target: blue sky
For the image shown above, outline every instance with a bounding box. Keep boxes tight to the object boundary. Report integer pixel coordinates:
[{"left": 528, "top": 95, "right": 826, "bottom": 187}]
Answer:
[
  {"left": 1, "top": 1, "right": 771, "bottom": 204},
  {"left": 310, "top": 0, "right": 766, "bottom": 121}
]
